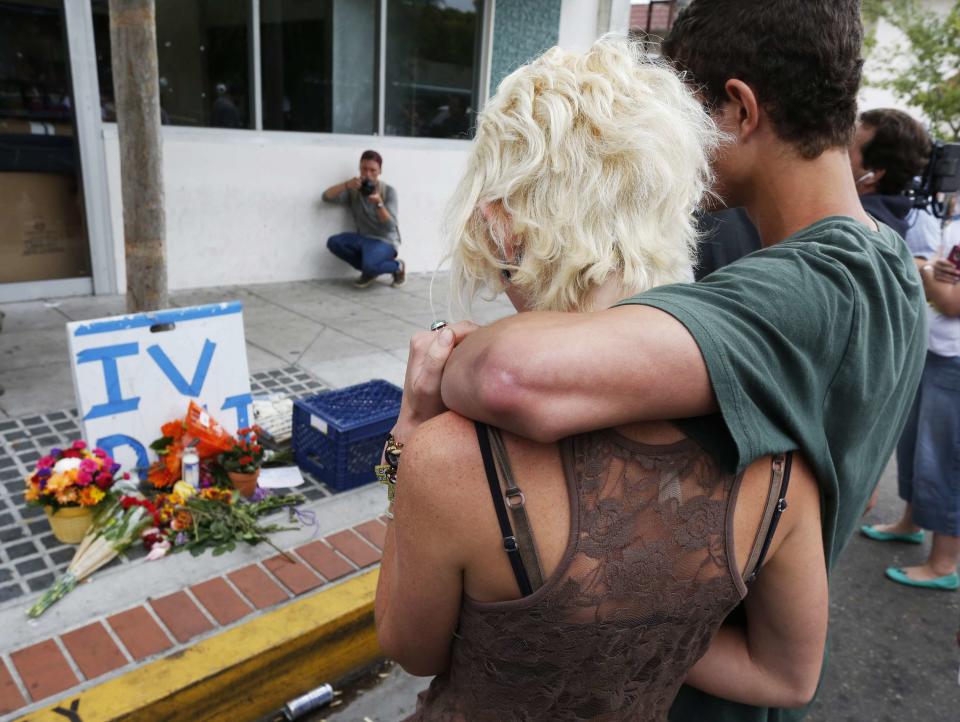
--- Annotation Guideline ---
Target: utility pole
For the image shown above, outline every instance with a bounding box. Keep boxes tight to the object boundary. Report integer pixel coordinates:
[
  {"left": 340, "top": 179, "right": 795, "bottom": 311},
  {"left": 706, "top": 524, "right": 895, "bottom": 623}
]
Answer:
[{"left": 108, "top": 0, "right": 168, "bottom": 312}]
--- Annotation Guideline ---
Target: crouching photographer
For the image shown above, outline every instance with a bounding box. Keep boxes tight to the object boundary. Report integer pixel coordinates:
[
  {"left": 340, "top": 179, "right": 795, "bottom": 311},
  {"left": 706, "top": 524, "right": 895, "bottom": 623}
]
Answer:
[{"left": 323, "top": 150, "right": 405, "bottom": 288}]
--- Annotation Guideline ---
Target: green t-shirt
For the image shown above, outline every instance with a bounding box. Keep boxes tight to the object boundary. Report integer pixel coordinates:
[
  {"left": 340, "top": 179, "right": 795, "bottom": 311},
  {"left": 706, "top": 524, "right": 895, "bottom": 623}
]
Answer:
[{"left": 617, "top": 216, "right": 927, "bottom": 722}]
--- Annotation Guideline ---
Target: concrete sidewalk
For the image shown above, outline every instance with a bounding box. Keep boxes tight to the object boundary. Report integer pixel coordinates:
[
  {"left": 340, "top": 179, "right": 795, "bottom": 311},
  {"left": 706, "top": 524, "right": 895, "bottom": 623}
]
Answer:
[{"left": 0, "top": 272, "right": 513, "bottom": 418}]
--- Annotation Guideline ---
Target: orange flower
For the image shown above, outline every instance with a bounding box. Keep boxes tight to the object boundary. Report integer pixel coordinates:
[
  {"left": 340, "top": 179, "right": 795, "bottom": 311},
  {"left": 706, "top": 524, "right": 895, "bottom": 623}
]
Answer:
[
  {"left": 78, "top": 486, "right": 105, "bottom": 506},
  {"left": 55, "top": 488, "right": 78, "bottom": 505},
  {"left": 148, "top": 461, "right": 177, "bottom": 489},
  {"left": 173, "top": 510, "right": 193, "bottom": 530}
]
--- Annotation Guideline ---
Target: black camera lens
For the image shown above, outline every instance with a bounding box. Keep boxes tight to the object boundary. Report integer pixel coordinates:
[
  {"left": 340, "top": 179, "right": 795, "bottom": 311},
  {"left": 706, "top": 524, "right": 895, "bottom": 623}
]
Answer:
[{"left": 360, "top": 179, "right": 376, "bottom": 196}]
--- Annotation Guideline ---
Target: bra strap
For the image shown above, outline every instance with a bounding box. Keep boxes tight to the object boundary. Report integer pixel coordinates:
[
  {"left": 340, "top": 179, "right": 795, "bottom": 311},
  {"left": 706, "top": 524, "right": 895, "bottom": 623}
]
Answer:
[
  {"left": 474, "top": 421, "right": 533, "bottom": 596},
  {"left": 487, "top": 426, "right": 545, "bottom": 590},
  {"left": 745, "top": 451, "right": 794, "bottom": 585}
]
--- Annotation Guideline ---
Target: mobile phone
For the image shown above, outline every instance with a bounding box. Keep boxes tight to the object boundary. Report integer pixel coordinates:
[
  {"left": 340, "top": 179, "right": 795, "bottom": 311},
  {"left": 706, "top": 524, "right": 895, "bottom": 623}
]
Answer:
[{"left": 949, "top": 245, "right": 960, "bottom": 270}]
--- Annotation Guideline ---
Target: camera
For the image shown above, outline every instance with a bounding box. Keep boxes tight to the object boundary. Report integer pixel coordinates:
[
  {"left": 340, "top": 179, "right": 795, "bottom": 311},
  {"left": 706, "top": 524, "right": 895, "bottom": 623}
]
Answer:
[
  {"left": 359, "top": 179, "right": 376, "bottom": 196},
  {"left": 913, "top": 141, "right": 960, "bottom": 218}
]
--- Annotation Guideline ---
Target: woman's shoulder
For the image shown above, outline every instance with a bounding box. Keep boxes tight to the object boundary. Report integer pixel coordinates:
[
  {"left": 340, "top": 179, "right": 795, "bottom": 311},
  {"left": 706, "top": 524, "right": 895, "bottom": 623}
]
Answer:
[
  {"left": 397, "top": 412, "right": 489, "bottom": 516},
  {"left": 403, "top": 411, "right": 478, "bottom": 469}
]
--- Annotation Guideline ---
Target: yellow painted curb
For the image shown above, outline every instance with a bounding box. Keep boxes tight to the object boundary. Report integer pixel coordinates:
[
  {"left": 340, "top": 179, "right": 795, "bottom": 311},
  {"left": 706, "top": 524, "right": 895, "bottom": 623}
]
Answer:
[{"left": 21, "top": 568, "right": 381, "bottom": 722}]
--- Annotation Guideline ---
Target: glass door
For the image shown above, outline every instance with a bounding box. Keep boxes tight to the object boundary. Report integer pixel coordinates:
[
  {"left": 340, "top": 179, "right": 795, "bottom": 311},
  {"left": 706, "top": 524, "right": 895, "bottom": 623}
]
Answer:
[{"left": 0, "top": 0, "right": 91, "bottom": 286}]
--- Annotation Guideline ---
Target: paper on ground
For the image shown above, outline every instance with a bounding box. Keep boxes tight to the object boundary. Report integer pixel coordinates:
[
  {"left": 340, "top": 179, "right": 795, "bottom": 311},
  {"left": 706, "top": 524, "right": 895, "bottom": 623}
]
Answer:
[{"left": 259, "top": 466, "right": 305, "bottom": 488}]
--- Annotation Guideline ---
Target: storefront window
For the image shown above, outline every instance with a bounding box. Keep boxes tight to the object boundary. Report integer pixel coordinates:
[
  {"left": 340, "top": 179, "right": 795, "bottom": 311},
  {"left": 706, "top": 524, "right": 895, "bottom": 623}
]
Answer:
[
  {"left": 0, "top": 0, "right": 91, "bottom": 283},
  {"left": 261, "top": 0, "right": 377, "bottom": 135},
  {"left": 91, "top": 0, "right": 484, "bottom": 138},
  {"left": 93, "top": 0, "right": 251, "bottom": 129},
  {"left": 385, "top": 0, "right": 481, "bottom": 139}
]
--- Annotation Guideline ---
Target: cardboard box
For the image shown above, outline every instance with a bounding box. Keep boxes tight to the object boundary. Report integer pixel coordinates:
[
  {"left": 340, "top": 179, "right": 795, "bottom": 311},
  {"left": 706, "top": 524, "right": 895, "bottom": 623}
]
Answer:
[{"left": 0, "top": 172, "right": 90, "bottom": 283}]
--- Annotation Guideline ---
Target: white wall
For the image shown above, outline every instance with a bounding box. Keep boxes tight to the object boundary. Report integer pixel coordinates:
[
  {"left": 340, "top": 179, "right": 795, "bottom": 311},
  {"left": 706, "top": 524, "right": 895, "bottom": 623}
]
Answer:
[
  {"left": 102, "top": 126, "right": 471, "bottom": 291},
  {"left": 557, "top": 0, "right": 632, "bottom": 52}
]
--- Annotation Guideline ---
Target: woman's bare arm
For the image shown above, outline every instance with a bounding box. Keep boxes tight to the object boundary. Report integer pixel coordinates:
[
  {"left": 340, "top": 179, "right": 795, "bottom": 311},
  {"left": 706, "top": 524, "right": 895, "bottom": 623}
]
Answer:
[
  {"left": 684, "top": 457, "right": 828, "bottom": 707},
  {"left": 440, "top": 305, "right": 716, "bottom": 443},
  {"left": 921, "top": 260, "right": 960, "bottom": 318},
  {"left": 375, "top": 415, "right": 473, "bottom": 676}
]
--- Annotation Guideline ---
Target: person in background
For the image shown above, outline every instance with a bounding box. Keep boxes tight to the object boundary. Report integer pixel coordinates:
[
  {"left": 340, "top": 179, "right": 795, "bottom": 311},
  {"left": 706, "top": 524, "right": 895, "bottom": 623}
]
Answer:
[
  {"left": 322, "top": 150, "right": 405, "bottom": 288},
  {"left": 694, "top": 208, "right": 761, "bottom": 280},
  {"left": 858, "top": 119, "right": 960, "bottom": 587},
  {"left": 848, "top": 108, "right": 937, "bottom": 244}
]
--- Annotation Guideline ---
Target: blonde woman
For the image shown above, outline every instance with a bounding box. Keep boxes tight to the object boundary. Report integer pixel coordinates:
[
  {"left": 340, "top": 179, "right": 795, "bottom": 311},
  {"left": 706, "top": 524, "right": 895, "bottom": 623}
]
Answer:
[{"left": 375, "top": 39, "right": 827, "bottom": 721}]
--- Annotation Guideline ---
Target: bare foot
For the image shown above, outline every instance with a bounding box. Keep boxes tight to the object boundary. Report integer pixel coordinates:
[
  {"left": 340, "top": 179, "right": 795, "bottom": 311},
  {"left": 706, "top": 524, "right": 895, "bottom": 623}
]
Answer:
[{"left": 898, "top": 563, "right": 957, "bottom": 581}]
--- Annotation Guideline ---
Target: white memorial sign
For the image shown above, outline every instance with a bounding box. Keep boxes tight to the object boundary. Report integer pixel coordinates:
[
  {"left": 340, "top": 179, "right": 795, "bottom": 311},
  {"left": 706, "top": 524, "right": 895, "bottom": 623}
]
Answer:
[{"left": 66, "top": 302, "right": 252, "bottom": 476}]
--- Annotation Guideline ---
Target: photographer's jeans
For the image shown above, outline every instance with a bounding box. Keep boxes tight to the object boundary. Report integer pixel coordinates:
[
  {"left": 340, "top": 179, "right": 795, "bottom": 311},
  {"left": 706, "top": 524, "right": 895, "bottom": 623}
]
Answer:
[{"left": 327, "top": 232, "right": 400, "bottom": 277}]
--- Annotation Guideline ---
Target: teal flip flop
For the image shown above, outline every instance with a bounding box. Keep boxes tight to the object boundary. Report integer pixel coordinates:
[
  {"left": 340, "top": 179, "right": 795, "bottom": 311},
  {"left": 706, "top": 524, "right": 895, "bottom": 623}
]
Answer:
[
  {"left": 860, "top": 524, "right": 924, "bottom": 544},
  {"left": 885, "top": 567, "right": 959, "bottom": 591}
]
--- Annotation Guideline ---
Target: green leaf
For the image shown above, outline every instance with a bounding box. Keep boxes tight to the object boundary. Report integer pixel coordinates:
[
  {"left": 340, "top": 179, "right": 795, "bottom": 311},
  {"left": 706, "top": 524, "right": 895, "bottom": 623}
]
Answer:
[{"left": 149, "top": 436, "right": 174, "bottom": 452}]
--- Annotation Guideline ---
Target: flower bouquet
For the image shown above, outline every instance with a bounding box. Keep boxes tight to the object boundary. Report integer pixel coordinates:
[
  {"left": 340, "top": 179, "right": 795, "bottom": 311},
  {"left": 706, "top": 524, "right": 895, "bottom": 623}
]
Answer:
[
  {"left": 148, "top": 401, "right": 235, "bottom": 489},
  {"left": 25, "top": 441, "right": 130, "bottom": 543},
  {"left": 143, "top": 482, "right": 304, "bottom": 561},
  {"left": 27, "top": 486, "right": 152, "bottom": 617},
  {"left": 217, "top": 427, "right": 265, "bottom": 498}
]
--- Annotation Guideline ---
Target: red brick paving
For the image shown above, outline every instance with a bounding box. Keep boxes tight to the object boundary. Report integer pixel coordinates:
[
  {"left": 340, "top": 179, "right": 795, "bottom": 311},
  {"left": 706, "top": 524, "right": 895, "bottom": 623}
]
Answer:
[
  {"left": 0, "top": 658, "right": 27, "bottom": 714},
  {"left": 60, "top": 622, "right": 127, "bottom": 680},
  {"left": 107, "top": 606, "right": 173, "bottom": 661},
  {"left": 191, "top": 577, "right": 253, "bottom": 626},
  {"left": 10, "top": 639, "right": 79, "bottom": 702},
  {"left": 2, "top": 516, "right": 387, "bottom": 718},
  {"left": 228, "top": 564, "right": 289, "bottom": 609},
  {"left": 296, "top": 540, "right": 354, "bottom": 581},
  {"left": 327, "top": 529, "right": 381, "bottom": 567},
  {"left": 149, "top": 591, "right": 214, "bottom": 644},
  {"left": 263, "top": 555, "right": 324, "bottom": 595},
  {"left": 354, "top": 519, "right": 387, "bottom": 550}
]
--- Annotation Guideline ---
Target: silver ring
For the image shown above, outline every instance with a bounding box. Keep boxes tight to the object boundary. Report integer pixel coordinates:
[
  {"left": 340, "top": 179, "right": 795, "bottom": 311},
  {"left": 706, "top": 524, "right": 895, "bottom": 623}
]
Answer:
[{"left": 430, "top": 320, "right": 449, "bottom": 332}]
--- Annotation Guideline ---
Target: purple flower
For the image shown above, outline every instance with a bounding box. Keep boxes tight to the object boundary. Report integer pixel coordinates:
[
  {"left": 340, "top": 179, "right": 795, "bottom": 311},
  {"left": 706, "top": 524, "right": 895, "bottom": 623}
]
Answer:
[
  {"left": 110, "top": 463, "right": 121, "bottom": 474},
  {"left": 36, "top": 468, "right": 52, "bottom": 479},
  {"left": 174, "top": 532, "right": 188, "bottom": 546},
  {"left": 248, "top": 487, "right": 269, "bottom": 503},
  {"left": 50, "top": 448, "right": 62, "bottom": 457}
]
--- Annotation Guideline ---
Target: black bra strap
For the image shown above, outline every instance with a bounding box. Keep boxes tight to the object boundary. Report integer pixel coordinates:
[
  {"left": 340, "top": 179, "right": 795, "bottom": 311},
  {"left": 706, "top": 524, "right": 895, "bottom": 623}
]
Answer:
[
  {"left": 746, "top": 451, "right": 794, "bottom": 585},
  {"left": 475, "top": 421, "right": 533, "bottom": 596}
]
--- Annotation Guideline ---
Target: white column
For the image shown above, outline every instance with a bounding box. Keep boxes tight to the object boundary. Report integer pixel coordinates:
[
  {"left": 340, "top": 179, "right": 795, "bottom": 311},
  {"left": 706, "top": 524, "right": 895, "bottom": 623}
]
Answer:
[{"left": 63, "top": 0, "right": 118, "bottom": 295}]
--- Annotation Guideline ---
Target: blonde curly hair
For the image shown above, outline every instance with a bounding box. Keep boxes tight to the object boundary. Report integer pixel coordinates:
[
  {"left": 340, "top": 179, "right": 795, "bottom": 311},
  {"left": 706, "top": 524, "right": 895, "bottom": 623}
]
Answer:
[{"left": 447, "top": 37, "right": 719, "bottom": 313}]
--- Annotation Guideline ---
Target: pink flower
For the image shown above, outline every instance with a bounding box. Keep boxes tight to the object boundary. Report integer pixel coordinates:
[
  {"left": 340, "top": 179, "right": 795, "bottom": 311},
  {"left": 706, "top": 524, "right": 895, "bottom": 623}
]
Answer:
[
  {"left": 93, "top": 448, "right": 108, "bottom": 459},
  {"left": 79, "top": 458, "right": 98, "bottom": 473},
  {"left": 36, "top": 456, "right": 55, "bottom": 469},
  {"left": 146, "top": 539, "right": 171, "bottom": 561},
  {"left": 71, "top": 440, "right": 87, "bottom": 451},
  {"left": 76, "top": 471, "right": 93, "bottom": 487},
  {"left": 122, "top": 472, "right": 131, "bottom": 480}
]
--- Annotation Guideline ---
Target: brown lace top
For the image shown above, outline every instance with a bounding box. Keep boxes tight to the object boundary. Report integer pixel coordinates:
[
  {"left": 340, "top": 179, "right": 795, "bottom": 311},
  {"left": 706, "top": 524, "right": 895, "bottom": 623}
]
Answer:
[{"left": 404, "top": 430, "right": 751, "bottom": 722}]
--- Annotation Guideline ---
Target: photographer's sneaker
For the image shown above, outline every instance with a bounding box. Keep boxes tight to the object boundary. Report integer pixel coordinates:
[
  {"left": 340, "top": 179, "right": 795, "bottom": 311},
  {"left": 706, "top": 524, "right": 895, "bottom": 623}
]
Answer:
[
  {"left": 353, "top": 273, "right": 376, "bottom": 289},
  {"left": 392, "top": 259, "right": 407, "bottom": 287}
]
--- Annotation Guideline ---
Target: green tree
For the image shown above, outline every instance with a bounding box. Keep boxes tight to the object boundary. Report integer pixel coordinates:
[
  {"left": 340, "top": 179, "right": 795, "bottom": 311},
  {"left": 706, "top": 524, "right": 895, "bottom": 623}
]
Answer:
[{"left": 868, "top": 0, "right": 960, "bottom": 140}]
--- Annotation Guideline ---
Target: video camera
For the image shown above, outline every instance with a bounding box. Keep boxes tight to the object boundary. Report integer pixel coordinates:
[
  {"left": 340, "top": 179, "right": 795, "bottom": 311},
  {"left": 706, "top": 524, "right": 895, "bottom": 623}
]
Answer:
[{"left": 913, "top": 140, "right": 960, "bottom": 218}]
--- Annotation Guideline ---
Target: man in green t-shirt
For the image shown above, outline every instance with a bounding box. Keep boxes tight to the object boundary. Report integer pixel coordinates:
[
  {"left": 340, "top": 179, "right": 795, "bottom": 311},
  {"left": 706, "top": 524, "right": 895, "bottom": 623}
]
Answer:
[{"left": 395, "top": 1, "right": 927, "bottom": 720}]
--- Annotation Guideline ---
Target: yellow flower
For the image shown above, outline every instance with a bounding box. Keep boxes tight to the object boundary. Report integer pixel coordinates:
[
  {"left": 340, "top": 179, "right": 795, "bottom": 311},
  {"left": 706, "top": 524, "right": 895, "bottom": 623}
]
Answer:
[
  {"left": 79, "top": 486, "right": 105, "bottom": 506},
  {"left": 46, "top": 473, "right": 69, "bottom": 492},
  {"left": 24, "top": 486, "right": 39, "bottom": 502},
  {"left": 173, "top": 481, "right": 196, "bottom": 499}
]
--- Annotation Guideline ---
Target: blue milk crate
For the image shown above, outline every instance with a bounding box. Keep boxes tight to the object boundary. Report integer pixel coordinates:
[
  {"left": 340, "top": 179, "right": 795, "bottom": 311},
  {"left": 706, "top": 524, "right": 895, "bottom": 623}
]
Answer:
[{"left": 292, "top": 379, "right": 403, "bottom": 491}]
